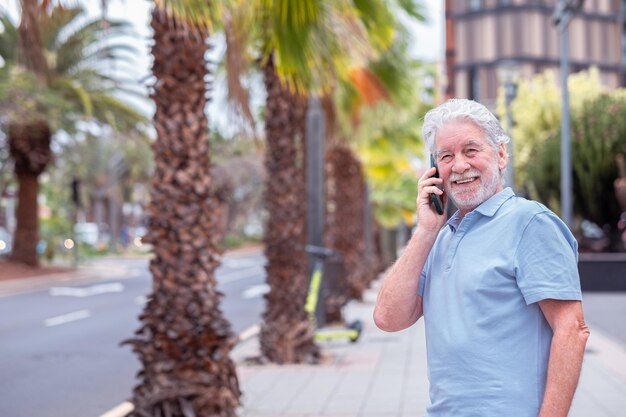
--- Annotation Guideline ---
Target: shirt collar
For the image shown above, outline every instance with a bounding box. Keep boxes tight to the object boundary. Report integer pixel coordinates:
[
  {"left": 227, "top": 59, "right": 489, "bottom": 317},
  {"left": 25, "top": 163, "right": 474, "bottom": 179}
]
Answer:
[
  {"left": 446, "top": 187, "right": 515, "bottom": 231},
  {"left": 474, "top": 187, "right": 515, "bottom": 217}
]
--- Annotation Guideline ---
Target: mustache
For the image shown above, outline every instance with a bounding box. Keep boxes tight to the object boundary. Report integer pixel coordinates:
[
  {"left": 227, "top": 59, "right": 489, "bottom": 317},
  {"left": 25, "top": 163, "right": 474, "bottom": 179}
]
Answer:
[{"left": 448, "top": 169, "right": 481, "bottom": 182}]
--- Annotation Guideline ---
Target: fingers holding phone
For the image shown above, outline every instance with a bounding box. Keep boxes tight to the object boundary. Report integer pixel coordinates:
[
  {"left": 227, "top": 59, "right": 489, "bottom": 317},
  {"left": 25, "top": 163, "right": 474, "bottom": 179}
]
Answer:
[
  {"left": 429, "top": 156, "right": 445, "bottom": 215},
  {"left": 416, "top": 157, "right": 446, "bottom": 232}
]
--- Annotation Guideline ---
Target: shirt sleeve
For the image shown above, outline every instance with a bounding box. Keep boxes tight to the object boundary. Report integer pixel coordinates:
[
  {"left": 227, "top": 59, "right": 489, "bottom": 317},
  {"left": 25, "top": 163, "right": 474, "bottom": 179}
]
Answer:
[{"left": 514, "top": 211, "right": 582, "bottom": 305}]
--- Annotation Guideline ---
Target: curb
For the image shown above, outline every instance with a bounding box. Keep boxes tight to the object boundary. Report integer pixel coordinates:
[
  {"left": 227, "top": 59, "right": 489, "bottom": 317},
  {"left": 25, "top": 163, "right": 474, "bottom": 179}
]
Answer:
[
  {"left": 0, "top": 270, "right": 92, "bottom": 298},
  {"left": 0, "top": 265, "right": 143, "bottom": 298},
  {"left": 99, "top": 401, "right": 133, "bottom": 417}
]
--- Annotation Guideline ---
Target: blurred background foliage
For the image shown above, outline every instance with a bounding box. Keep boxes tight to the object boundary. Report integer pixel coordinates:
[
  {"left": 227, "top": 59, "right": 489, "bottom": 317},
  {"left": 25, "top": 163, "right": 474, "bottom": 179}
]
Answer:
[
  {"left": 5, "top": 0, "right": 626, "bottom": 266},
  {"left": 499, "top": 67, "right": 626, "bottom": 251},
  {"left": 336, "top": 28, "right": 436, "bottom": 229}
]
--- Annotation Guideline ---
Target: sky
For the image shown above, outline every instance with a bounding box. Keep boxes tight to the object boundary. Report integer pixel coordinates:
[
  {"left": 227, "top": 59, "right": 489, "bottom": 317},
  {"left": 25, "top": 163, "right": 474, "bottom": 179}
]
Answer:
[{"left": 3, "top": 0, "right": 445, "bottom": 132}]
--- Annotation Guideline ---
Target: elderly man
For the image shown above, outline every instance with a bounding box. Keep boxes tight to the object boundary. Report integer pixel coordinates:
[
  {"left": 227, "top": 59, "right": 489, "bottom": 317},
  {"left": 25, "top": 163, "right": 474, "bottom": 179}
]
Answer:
[{"left": 374, "top": 99, "right": 589, "bottom": 417}]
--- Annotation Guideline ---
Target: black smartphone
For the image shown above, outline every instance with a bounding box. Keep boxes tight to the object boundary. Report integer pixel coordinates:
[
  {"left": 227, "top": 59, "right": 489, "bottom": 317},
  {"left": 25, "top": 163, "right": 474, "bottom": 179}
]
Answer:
[{"left": 430, "top": 155, "right": 444, "bottom": 215}]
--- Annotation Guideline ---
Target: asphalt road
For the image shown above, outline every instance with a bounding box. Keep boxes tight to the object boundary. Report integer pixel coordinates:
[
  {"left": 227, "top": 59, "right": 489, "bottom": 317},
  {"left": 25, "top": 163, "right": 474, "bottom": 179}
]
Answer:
[{"left": 0, "top": 252, "right": 266, "bottom": 417}]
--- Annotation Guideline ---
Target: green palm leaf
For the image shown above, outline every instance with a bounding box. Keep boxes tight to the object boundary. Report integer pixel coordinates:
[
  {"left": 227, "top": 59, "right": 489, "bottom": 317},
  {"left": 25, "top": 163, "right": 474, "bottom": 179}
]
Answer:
[{"left": 0, "top": 4, "right": 147, "bottom": 131}]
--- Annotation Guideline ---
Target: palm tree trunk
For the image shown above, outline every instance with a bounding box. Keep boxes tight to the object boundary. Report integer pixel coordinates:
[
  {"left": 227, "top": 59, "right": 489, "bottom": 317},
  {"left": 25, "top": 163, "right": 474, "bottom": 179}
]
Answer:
[
  {"left": 325, "top": 144, "right": 369, "bottom": 304},
  {"left": 259, "top": 55, "right": 320, "bottom": 364},
  {"left": 17, "top": 0, "right": 47, "bottom": 75},
  {"left": 11, "top": 173, "right": 40, "bottom": 266},
  {"left": 10, "top": 0, "right": 49, "bottom": 268},
  {"left": 8, "top": 119, "right": 52, "bottom": 267},
  {"left": 124, "top": 7, "right": 240, "bottom": 417}
]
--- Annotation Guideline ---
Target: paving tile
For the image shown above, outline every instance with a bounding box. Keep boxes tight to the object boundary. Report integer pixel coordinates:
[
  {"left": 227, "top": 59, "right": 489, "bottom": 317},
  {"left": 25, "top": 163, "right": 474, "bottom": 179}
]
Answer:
[{"left": 234, "top": 285, "right": 626, "bottom": 417}]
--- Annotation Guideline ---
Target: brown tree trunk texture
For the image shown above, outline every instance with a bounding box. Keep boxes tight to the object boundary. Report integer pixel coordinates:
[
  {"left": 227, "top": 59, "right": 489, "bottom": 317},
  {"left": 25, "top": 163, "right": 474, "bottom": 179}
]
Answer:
[
  {"left": 8, "top": 119, "right": 52, "bottom": 267},
  {"left": 123, "top": 8, "right": 240, "bottom": 417},
  {"left": 259, "top": 55, "right": 320, "bottom": 364},
  {"left": 324, "top": 145, "right": 369, "bottom": 314},
  {"left": 11, "top": 174, "right": 40, "bottom": 267},
  {"left": 364, "top": 201, "right": 383, "bottom": 283},
  {"left": 17, "top": 0, "right": 47, "bottom": 75}
]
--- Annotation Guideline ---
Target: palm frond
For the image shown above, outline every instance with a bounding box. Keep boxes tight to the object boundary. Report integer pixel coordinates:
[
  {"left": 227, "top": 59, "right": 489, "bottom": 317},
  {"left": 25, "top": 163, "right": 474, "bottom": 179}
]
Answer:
[
  {"left": 2, "top": 2, "right": 148, "bottom": 133},
  {"left": 89, "top": 92, "right": 149, "bottom": 131},
  {"left": 75, "top": 43, "right": 141, "bottom": 74},
  {"left": 156, "top": 0, "right": 231, "bottom": 34},
  {"left": 258, "top": 0, "right": 326, "bottom": 92},
  {"left": 40, "top": 5, "right": 84, "bottom": 52},
  {"left": 0, "top": 14, "right": 18, "bottom": 64},
  {"left": 56, "top": 19, "right": 136, "bottom": 75},
  {"left": 396, "top": 0, "right": 427, "bottom": 21},
  {"left": 223, "top": 6, "right": 258, "bottom": 137},
  {"left": 51, "top": 76, "right": 94, "bottom": 117},
  {"left": 351, "top": 0, "right": 396, "bottom": 51},
  {"left": 347, "top": 67, "right": 390, "bottom": 106}
]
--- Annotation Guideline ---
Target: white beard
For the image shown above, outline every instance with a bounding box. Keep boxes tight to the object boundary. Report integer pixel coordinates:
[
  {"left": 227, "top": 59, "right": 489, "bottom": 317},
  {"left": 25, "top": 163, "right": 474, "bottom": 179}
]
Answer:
[{"left": 447, "top": 163, "right": 501, "bottom": 212}]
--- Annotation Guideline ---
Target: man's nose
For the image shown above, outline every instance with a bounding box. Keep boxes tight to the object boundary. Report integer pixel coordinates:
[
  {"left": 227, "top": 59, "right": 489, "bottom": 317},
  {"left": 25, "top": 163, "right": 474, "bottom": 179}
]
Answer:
[{"left": 451, "top": 156, "right": 470, "bottom": 173}]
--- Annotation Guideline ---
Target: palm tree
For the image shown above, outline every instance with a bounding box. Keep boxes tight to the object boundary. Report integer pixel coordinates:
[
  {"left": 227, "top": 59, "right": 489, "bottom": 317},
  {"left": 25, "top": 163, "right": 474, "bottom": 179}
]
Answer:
[
  {"left": 122, "top": 3, "right": 241, "bottom": 416},
  {"left": 256, "top": 0, "right": 421, "bottom": 363},
  {"left": 347, "top": 50, "right": 435, "bottom": 269},
  {"left": 323, "top": 142, "right": 370, "bottom": 320},
  {"left": 259, "top": 54, "right": 319, "bottom": 363},
  {"left": 252, "top": 1, "right": 378, "bottom": 363},
  {"left": 0, "top": 2, "right": 146, "bottom": 266},
  {"left": 321, "top": 16, "right": 428, "bottom": 321}
]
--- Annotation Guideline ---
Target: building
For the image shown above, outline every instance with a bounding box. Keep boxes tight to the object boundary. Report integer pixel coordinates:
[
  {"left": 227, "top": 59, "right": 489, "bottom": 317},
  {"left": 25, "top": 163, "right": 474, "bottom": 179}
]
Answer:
[{"left": 445, "top": 0, "right": 626, "bottom": 107}]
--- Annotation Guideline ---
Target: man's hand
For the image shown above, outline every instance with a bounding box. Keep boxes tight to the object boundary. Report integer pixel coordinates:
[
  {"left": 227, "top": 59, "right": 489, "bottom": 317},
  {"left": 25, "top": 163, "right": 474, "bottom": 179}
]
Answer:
[
  {"left": 373, "top": 169, "right": 446, "bottom": 332},
  {"left": 417, "top": 167, "right": 447, "bottom": 233}
]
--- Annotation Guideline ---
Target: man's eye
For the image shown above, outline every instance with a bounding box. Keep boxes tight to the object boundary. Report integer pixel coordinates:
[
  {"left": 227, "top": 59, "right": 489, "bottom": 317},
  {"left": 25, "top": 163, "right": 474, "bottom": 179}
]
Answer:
[
  {"left": 466, "top": 149, "right": 479, "bottom": 155},
  {"left": 440, "top": 155, "right": 452, "bottom": 162}
]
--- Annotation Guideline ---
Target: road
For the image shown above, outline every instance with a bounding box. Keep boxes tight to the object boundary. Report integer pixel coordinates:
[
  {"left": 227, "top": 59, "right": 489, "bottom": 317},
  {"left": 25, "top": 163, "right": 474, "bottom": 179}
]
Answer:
[{"left": 0, "top": 251, "right": 266, "bottom": 417}]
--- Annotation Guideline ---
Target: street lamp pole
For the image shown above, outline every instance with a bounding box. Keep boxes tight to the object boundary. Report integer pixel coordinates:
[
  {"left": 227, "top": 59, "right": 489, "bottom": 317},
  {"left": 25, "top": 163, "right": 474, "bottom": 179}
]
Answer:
[
  {"left": 497, "top": 60, "right": 520, "bottom": 192},
  {"left": 559, "top": 21, "right": 573, "bottom": 228},
  {"left": 306, "top": 95, "right": 326, "bottom": 327},
  {"left": 553, "top": 0, "right": 585, "bottom": 229},
  {"left": 504, "top": 83, "right": 516, "bottom": 190}
]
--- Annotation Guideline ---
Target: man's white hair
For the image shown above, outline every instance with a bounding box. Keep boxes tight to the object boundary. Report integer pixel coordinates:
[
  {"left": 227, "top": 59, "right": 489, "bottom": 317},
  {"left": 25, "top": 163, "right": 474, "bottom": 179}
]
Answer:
[{"left": 421, "top": 99, "right": 511, "bottom": 156}]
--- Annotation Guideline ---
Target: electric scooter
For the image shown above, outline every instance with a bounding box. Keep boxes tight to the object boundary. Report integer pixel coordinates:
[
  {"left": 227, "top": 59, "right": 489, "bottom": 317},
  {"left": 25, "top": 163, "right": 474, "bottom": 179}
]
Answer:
[{"left": 304, "top": 244, "right": 362, "bottom": 343}]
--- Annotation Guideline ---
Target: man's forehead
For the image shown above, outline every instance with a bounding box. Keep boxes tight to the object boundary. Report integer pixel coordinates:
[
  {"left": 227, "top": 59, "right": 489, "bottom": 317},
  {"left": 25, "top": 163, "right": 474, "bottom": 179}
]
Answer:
[{"left": 436, "top": 138, "right": 485, "bottom": 153}]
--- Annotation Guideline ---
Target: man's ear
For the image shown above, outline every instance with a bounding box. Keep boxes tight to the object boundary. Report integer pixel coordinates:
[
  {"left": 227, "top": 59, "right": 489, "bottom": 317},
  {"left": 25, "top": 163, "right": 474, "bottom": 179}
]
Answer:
[{"left": 498, "top": 143, "right": 508, "bottom": 171}]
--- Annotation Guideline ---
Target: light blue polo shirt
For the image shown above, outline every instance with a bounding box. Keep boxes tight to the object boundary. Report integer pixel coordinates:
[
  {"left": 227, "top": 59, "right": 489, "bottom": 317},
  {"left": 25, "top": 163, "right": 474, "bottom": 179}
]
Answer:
[{"left": 418, "top": 188, "right": 581, "bottom": 417}]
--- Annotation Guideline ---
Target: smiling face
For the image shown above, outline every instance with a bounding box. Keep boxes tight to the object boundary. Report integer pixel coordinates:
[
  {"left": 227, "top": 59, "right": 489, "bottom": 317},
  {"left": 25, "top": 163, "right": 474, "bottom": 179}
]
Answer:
[{"left": 435, "top": 119, "right": 508, "bottom": 216}]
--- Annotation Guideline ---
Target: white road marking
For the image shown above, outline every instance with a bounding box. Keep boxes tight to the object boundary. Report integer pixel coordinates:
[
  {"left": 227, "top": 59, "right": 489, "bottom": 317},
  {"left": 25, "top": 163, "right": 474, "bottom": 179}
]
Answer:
[
  {"left": 135, "top": 295, "right": 148, "bottom": 306},
  {"left": 99, "top": 401, "right": 134, "bottom": 417},
  {"left": 218, "top": 265, "right": 264, "bottom": 284},
  {"left": 239, "top": 323, "right": 261, "bottom": 342},
  {"left": 49, "top": 283, "right": 124, "bottom": 298},
  {"left": 44, "top": 310, "right": 91, "bottom": 327},
  {"left": 242, "top": 284, "right": 270, "bottom": 299}
]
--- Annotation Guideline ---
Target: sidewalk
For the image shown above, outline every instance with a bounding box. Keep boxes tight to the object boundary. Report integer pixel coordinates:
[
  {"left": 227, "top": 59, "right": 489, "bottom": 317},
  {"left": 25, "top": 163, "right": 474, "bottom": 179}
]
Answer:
[{"left": 232, "top": 280, "right": 626, "bottom": 417}]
